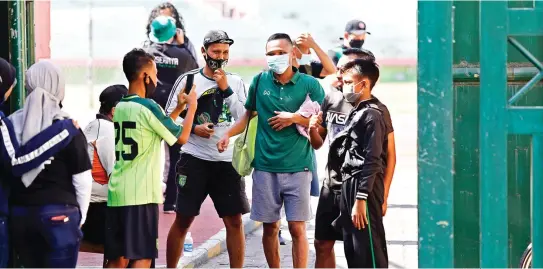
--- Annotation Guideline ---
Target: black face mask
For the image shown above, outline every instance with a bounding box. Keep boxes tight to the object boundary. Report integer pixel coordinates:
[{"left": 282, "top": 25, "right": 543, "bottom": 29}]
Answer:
[
  {"left": 143, "top": 74, "right": 157, "bottom": 98},
  {"left": 349, "top": 39, "right": 365, "bottom": 48},
  {"left": 204, "top": 53, "right": 227, "bottom": 71}
]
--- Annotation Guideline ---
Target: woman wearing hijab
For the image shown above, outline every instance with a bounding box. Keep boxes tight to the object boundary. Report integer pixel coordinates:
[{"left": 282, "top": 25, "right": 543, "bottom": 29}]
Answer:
[
  {"left": 0, "top": 58, "right": 82, "bottom": 267},
  {"left": 7, "top": 60, "right": 93, "bottom": 268}
]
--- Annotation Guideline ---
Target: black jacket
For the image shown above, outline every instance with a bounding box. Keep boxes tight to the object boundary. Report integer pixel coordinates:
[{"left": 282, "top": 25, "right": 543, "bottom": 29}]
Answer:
[{"left": 327, "top": 98, "right": 387, "bottom": 203}]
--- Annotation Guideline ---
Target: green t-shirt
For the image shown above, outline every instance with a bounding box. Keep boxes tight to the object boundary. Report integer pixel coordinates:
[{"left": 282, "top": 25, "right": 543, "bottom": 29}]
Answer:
[
  {"left": 108, "top": 94, "right": 182, "bottom": 206},
  {"left": 245, "top": 69, "right": 325, "bottom": 173}
]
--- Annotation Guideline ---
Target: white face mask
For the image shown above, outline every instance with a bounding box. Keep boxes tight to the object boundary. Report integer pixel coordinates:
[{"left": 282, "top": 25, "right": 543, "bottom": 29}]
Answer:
[
  {"left": 266, "top": 54, "right": 291, "bottom": 74},
  {"left": 298, "top": 54, "right": 312, "bottom": 65},
  {"left": 296, "top": 47, "right": 312, "bottom": 65}
]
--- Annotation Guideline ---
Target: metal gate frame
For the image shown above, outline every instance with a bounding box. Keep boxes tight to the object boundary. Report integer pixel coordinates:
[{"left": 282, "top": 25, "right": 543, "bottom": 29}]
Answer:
[
  {"left": 418, "top": 1, "right": 543, "bottom": 267},
  {"left": 418, "top": 1, "right": 454, "bottom": 267},
  {"left": 480, "top": 1, "right": 542, "bottom": 268}
]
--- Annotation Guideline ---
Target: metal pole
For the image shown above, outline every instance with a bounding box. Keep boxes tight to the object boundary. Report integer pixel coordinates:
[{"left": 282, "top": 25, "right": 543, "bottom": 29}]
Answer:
[
  {"left": 87, "top": 0, "right": 94, "bottom": 108},
  {"left": 8, "top": 1, "right": 27, "bottom": 113},
  {"left": 26, "top": 1, "right": 36, "bottom": 67}
]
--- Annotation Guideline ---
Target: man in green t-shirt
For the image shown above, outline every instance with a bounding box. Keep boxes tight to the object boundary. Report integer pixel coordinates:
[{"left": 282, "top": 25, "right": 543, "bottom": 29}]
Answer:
[
  {"left": 218, "top": 33, "right": 325, "bottom": 268},
  {"left": 105, "top": 48, "right": 197, "bottom": 268}
]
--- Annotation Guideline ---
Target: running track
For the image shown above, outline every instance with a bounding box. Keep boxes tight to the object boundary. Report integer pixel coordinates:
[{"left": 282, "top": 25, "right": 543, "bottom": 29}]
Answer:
[{"left": 77, "top": 197, "right": 223, "bottom": 267}]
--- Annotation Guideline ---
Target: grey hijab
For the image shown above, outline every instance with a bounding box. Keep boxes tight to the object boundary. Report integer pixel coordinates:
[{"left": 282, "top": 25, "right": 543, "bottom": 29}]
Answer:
[{"left": 9, "top": 60, "right": 70, "bottom": 187}]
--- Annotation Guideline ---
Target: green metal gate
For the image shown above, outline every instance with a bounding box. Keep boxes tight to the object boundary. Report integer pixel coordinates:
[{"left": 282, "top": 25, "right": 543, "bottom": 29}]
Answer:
[
  {"left": 419, "top": 0, "right": 543, "bottom": 267},
  {"left": 1, "top": 1, "right": 35, "bottom": 112}
]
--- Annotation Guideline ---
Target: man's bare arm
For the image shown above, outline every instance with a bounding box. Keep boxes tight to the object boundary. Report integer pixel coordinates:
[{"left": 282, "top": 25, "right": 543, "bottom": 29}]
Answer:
[
  {"left": 227, "top": 110, "right": 257, "bottom": 137},
  {"left": 383, "top": 132, "right": 397, "bottom": 201}
]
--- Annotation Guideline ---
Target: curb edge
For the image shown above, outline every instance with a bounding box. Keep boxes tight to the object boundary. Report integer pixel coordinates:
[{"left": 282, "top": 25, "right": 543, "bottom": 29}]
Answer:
[{"left": 176, "top": 214, "right": 262, "bottom": 268}]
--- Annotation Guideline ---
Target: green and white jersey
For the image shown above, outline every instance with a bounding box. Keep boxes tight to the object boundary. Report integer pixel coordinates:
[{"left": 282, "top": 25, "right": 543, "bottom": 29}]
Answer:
[{"left": 108, "top": 94, "right": 182, "bottom": 207}]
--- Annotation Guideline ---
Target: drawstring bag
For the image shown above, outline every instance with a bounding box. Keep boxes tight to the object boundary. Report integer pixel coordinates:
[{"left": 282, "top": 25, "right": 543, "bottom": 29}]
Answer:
[{"left": 232, "top": 73, "right": 262, "bottom": 176}]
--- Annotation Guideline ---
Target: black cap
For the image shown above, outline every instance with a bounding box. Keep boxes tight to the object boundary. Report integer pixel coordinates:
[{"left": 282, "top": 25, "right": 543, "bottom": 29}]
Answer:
[
  {"left": 344, "top": 19, "right": 371, "bottom": 35},
  {"left": 99, "top": 84, "right": 128, "bottom": 110},
  {"left": 203, "top": 30, "right": 234, "bottom": 47},
  {"left": 0, "top": 58, "right": 16, "bottom": 103}
]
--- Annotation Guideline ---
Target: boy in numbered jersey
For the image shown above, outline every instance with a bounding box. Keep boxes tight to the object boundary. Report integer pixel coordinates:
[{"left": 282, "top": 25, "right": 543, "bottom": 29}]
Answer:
[
  {"left": 105, "top": 48, "right": 197, "bottom": 268},
  {"left": 164, "top": 30, "right": 250, "bottom": 269}
]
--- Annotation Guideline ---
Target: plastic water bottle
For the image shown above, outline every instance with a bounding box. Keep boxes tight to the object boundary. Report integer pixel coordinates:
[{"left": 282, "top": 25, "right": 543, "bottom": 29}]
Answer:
[{"left": 184, "top": 232, "right": 194, "bottom": 257}]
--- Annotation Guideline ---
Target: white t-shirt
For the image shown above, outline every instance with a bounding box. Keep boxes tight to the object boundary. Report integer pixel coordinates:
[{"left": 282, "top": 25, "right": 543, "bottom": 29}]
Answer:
[
  {"left": 165, "top": 68, "right": 247, "bottom": 162},
  {"left": 83, "top": 115, "right": 116, "bottom": 203}
]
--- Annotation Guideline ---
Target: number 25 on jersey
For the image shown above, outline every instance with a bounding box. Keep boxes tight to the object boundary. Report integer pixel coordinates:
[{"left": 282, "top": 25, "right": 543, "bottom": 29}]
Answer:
[{"left": 114, "top": 121, "right": 139, "bottom": 161}]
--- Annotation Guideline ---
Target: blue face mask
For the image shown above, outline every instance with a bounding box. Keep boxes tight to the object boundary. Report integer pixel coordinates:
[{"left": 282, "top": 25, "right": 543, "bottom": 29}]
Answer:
[{"left": 266, "top": 54, "right": 291, "bottom": 74}]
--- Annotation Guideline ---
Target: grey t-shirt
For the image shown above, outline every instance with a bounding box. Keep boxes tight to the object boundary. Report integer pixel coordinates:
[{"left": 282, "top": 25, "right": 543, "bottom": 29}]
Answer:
[{"left": 321, "top": 87, "right": 393, "bottom": 191}]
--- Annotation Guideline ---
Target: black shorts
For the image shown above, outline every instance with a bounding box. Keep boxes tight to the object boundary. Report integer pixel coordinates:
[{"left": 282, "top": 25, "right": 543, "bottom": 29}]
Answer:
[
  {"left": 104, "top": 204, "right": 159, "bottom": 260},
  {"left": 81, "top": 202, "right": 107, "bottom": 245},
  {"left": 315, "top": 186, "right": 343, "bottom": 241},
  {"left": 175, "top": 153, "right": 250, "bottom": 218}
]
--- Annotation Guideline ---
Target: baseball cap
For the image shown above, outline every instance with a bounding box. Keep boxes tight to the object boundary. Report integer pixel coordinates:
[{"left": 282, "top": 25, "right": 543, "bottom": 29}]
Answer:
[
  {"left": 99, "top": 84, "right": 128, "bottom": 110},
  {"left": 344, "top": 19, "right": 371, "bottom": 36},
  {"left": 203, "top": 30, "right": 234, "bottom": 48},
  {"left": 148, "top": 15, "right": 177, "bottom": 44},
  {"left": 0, "top": 58, "right": 16, "bottom": 102}
]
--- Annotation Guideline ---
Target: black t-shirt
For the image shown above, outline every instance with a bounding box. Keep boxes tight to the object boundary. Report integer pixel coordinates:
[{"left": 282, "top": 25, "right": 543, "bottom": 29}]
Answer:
[
  {"left": 10, "top": 129, "right": 91, "bottom": 207},
  {"left": 321, "top": 88, "right": 393, "bottom": 191},
  {"left": 145, "top": 42, "right": 199, "bottom": 108},
  {"left": 298, "top": 61, "right": 325, "bottom": 79}
]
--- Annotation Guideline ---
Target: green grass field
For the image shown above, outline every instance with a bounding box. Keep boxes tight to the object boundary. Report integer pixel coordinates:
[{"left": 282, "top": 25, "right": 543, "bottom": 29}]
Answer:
[{"left": 59, "top": 65, "right": 416, "bottom": 85}]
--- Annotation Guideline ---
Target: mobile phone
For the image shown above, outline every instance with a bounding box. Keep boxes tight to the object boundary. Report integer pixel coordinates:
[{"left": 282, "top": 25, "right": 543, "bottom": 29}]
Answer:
[
  {"left": 179, "top": 74, "right": 195, "bottom": 118},
  {"left": 184, "top": 74, "right": 194, "bottom": 94}
]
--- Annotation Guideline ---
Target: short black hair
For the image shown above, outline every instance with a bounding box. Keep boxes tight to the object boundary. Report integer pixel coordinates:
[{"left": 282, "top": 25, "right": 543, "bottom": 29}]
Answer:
[
  {"left": 122, "top": 48, "right": 155, "bottom": 82},
  {"left": 340, "top": 58, "right": 380, "bottom": 89},
  {"left": 343, "top": 48, "right": 376, "bottom": 62},
  {"left": 146, "top": 2, "right": 185, "bottom": 36},
  {"left": 267, "top": 33, "right": 293, "bottom": 45}
]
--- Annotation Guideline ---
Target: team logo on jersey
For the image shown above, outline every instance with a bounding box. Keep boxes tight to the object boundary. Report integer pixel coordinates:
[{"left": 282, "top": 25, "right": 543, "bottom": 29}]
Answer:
[
  {"left": 178, "top": 175, "right": 187, "bottom": 187},
  {"left": 154, "top": 56, "right": 179, "bottom": 68},
  {"left": 218, "top": 104, "right": 232, "bottom": 123},
  {"left": 201, "top": 88, "right": 217, "bottom": 97},
  {"left": 197, "top": 112, "right": 212, "bottom": 124},
  {"left": 325, "top": 111, "right": 348, "bottom": 125}
]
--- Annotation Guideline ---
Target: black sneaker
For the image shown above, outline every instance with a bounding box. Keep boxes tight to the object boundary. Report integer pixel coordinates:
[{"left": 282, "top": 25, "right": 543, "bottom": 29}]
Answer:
[
  {"left": 163, "top": 204, "right": 176, "bottom": 214},
  {"left": 278, "top": 230, "right": 286, "bottom": 245}
]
